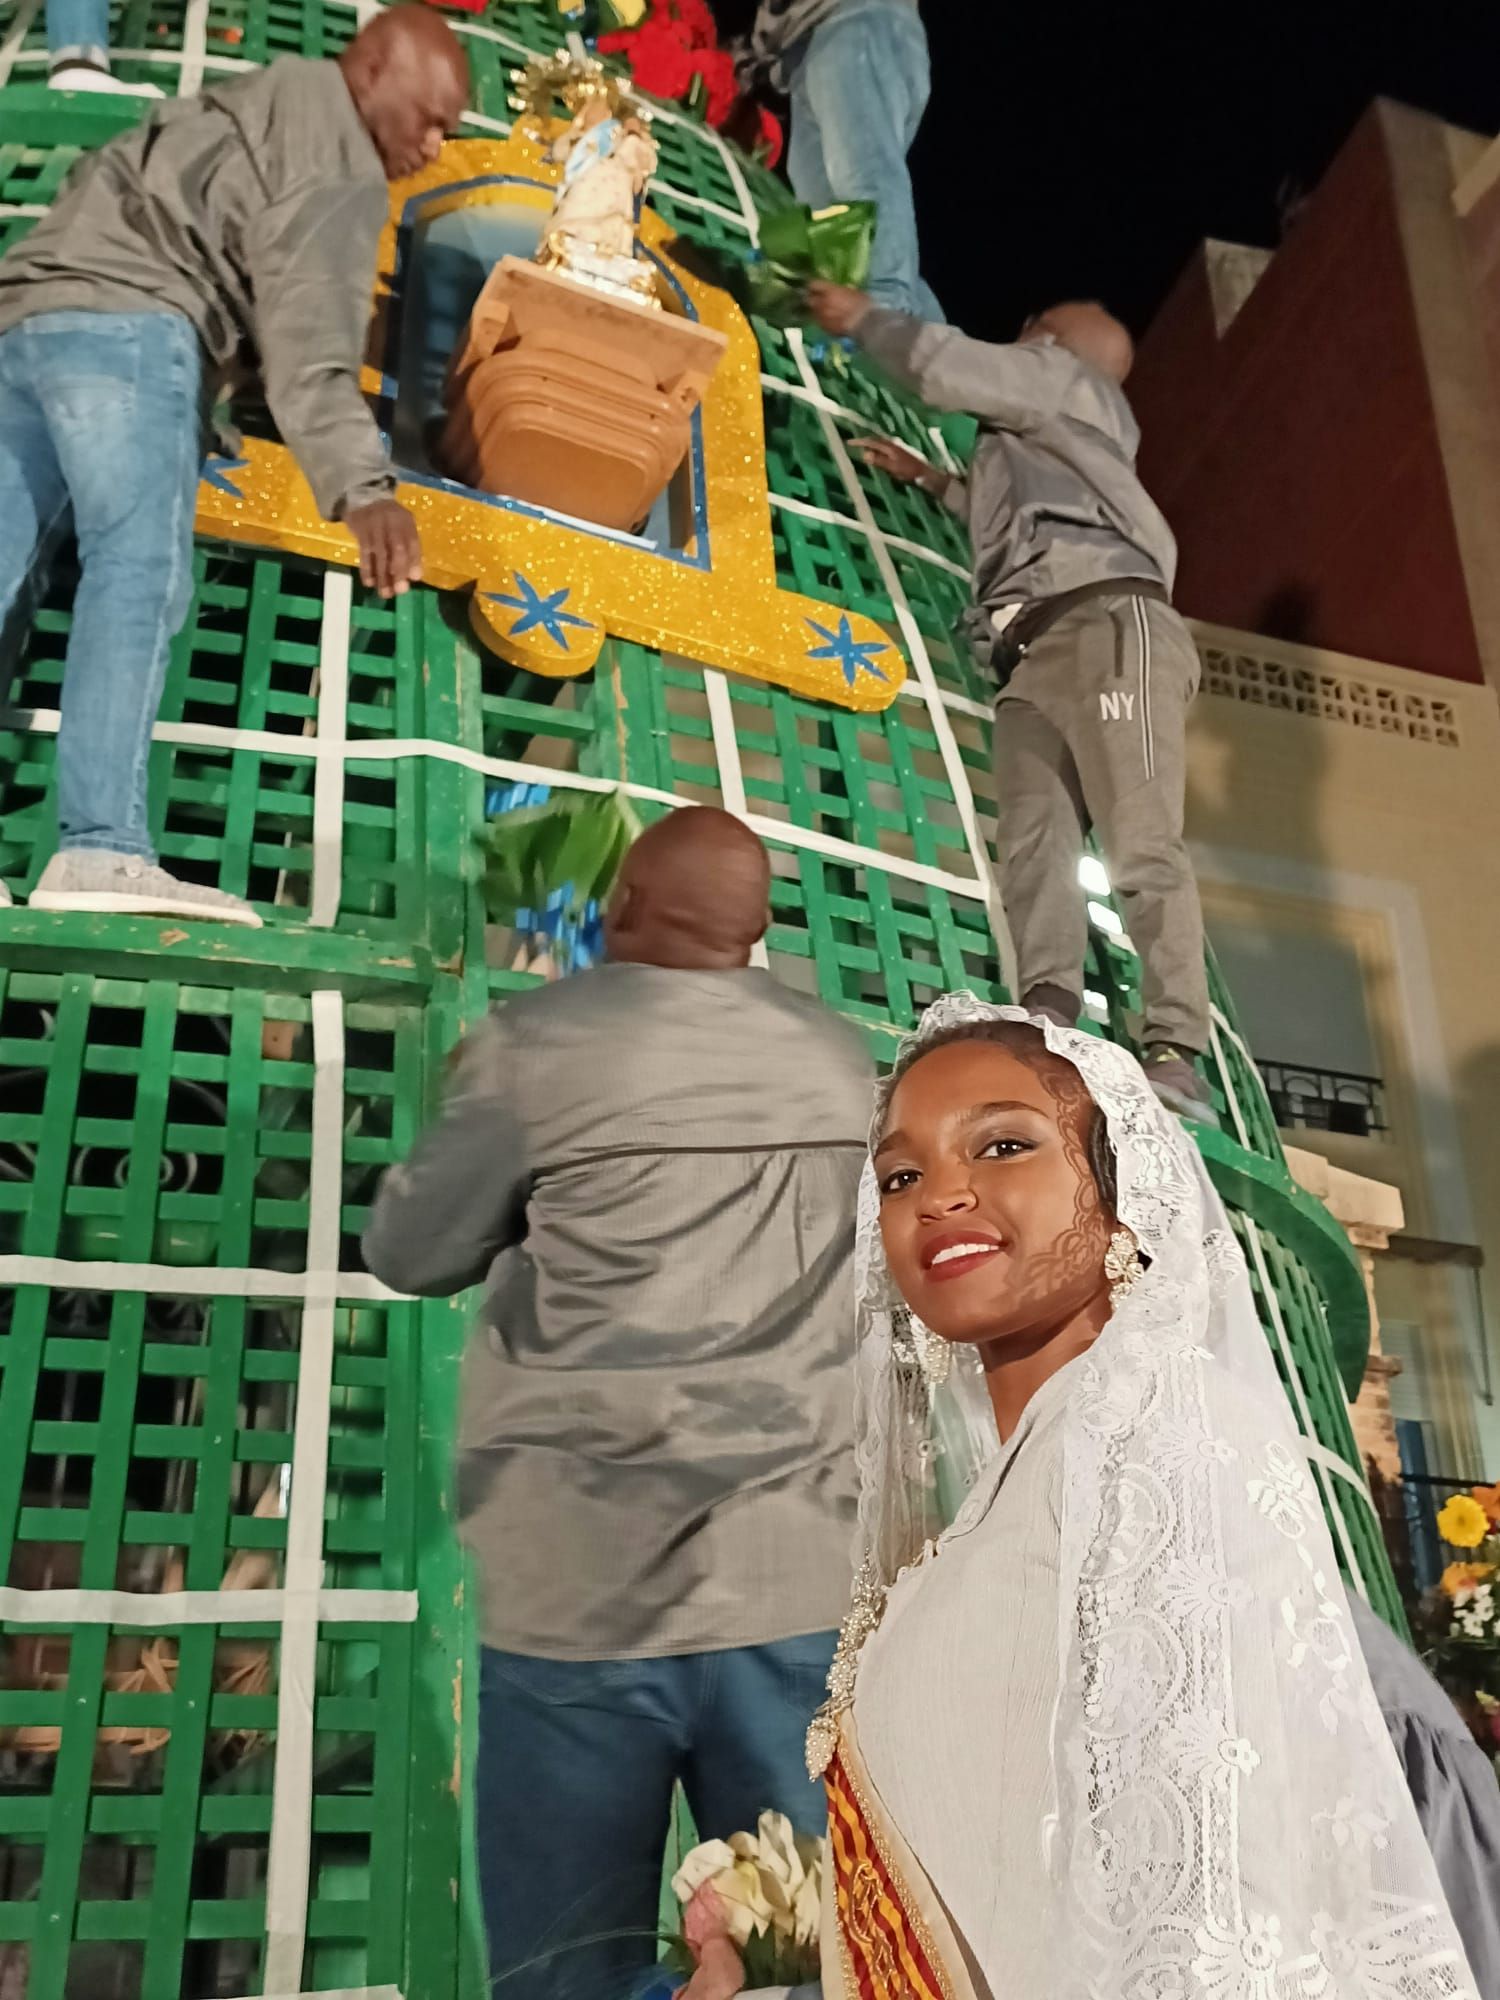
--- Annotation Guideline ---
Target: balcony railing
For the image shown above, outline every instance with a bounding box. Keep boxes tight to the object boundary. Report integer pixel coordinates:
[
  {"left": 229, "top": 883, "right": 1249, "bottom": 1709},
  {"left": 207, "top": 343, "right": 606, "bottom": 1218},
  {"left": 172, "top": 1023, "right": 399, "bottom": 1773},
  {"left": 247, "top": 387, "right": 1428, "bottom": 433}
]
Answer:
[
  {"left": 1256, "top": 1064, "right": 1384, "bottom": 1144},
  {"left": 1258, "top": 1059, "right": 1388, "bottom": 1139}
]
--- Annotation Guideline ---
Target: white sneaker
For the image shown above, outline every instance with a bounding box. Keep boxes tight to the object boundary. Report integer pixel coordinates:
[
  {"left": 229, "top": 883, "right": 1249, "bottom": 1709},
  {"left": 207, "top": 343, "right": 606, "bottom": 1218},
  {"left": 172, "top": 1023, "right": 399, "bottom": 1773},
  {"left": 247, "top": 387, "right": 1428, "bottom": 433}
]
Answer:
[
  {"left": 29, "top": 850, "right": 262, "bottom": 926},
  {"left": 0, "top": 880, "right": 12, "bottom": 909},
  {"left": 48, "top": 61, "right": 163, "bottom": 95}
]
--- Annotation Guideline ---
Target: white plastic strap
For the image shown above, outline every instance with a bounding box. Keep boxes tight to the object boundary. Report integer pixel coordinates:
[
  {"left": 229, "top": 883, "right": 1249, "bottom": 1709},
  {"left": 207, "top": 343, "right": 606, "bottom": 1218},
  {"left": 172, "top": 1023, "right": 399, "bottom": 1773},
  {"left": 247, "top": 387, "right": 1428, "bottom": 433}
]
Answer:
[
  {"left": 310, "top": 571, "right": 351, "bottom": 929},
  {"left": 769, "top": 488, "right": 973, "bottom": 583},
  {"left": 178, "top": 0, "right": 209, "bottom": 96},
  {"left": 0, "top": 0, "right": 39, "bottom": 87},
  {"left": 226, "top": 1988, "right": 402, "bottom": 2000},
  {"left": 0, "top": 1586, "right": 417, "bottom": 1625},
  {"left": 700, "top": 665, "right": 768, "bottom": 966},
  {"left": 0, "top": 1255, "right": 404, "bottom": 1302},
  {"left": 263, "top": 990, "right": 346, "bottom": 1994}
]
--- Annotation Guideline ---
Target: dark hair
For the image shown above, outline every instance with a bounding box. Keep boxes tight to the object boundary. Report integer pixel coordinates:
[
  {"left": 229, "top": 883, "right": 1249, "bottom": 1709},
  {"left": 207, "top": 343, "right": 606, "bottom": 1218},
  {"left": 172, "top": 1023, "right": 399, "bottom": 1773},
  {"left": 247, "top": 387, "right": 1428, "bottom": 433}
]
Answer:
[{"left": 886, "top": 1019, "right": 1119, "bottom": 1216}]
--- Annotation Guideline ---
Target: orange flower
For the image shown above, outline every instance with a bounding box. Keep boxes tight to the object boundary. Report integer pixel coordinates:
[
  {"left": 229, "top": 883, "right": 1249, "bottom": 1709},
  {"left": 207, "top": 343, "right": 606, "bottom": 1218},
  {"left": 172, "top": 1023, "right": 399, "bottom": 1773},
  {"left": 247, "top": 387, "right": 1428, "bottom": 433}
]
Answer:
[
  {"left": 1473, "top": 1483, "right": 1500, "bottom": 1527},
  {"left": 1440, "top": 1561, "right": 1497, "bottom": 1599}
]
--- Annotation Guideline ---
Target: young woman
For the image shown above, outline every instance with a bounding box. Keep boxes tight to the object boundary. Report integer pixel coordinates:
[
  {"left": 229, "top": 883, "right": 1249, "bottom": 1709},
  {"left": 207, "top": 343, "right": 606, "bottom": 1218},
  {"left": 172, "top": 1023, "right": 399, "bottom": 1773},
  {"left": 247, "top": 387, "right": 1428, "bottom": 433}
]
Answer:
[{"left": 686, "top": 996, "right": 1476, "bottom": 2000}]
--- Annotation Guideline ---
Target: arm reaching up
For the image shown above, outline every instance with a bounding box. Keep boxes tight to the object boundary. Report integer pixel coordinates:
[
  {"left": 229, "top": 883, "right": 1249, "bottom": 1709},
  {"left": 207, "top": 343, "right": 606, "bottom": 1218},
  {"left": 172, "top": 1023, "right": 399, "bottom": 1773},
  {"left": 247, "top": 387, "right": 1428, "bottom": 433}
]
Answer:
[
  {"left": 806, "top": 280, "right": 1065, "bottom": 435},
  {"left": 247, "top": 180, "right": 423, "bottom": 596}
]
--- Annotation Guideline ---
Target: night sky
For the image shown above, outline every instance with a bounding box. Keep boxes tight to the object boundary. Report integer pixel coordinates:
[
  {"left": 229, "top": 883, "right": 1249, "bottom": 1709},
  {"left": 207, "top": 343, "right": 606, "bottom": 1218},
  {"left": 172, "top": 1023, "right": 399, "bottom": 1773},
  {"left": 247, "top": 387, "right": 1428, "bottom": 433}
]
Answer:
[{"left": 717, "top": 2, "right": 1500, "bottom": 342}]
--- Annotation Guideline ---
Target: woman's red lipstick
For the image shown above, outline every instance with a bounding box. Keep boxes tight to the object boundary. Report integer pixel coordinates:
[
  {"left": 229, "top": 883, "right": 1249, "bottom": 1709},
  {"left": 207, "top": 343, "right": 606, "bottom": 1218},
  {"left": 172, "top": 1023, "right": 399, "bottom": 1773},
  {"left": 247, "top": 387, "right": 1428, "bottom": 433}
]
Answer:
[{"left": 919, "top": 1227, "right": 1004, "bottom": 1282}]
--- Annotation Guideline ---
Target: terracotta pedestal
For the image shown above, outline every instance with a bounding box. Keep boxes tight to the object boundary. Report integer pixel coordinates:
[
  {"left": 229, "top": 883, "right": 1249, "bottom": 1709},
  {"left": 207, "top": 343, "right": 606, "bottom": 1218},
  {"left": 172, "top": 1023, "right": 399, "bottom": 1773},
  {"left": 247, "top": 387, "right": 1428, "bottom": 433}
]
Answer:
[{"left": 439, "top": 256, "right": 728, "bottom": 532}]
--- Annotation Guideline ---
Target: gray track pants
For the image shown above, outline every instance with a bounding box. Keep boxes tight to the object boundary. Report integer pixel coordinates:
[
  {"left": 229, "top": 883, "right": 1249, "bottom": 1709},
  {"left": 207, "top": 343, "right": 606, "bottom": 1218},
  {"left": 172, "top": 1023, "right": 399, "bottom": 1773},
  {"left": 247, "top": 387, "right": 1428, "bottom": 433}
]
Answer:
[{"left": 992, "top": 592, "right": 1210, "bottom": 1052}]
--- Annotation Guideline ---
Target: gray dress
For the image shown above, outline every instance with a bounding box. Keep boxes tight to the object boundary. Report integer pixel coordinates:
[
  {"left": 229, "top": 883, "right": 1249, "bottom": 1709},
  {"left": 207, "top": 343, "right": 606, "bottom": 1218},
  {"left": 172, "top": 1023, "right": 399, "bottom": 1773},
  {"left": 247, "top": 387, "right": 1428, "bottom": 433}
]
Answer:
[{"left": 1349, "top": 1592, "right": 1500, "bottom": 1999}]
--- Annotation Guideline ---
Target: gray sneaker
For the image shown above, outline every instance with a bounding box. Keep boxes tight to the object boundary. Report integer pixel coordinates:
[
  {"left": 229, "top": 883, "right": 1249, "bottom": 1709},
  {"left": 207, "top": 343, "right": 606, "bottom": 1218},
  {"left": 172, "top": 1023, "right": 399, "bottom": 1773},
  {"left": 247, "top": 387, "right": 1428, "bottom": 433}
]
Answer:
[
  {"left": 29, "top": 851, "right": 262, "bottom": 927},
  {"left": 1143, "top": 1045, "right": 1221, "bottom": 1127}
]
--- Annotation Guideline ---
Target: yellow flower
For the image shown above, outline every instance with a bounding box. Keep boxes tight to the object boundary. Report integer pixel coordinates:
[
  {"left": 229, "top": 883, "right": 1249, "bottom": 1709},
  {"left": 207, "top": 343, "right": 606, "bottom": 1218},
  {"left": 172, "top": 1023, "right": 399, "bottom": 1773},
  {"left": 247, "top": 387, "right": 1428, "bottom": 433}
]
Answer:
[
  {"left": 1440, "top": 1561, "right": 1496, "bottom": 1599},
  {"left": 1437, "top": 1494, "right": 1491, "bottom": 1549}
]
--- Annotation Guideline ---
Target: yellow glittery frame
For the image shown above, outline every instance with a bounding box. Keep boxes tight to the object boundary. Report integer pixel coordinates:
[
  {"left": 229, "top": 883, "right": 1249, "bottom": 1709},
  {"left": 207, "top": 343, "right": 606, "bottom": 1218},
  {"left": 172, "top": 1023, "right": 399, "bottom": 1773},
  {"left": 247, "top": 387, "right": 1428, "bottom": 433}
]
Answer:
[{"left": 192, "top": 132, "right": 904, "bottom": 714}]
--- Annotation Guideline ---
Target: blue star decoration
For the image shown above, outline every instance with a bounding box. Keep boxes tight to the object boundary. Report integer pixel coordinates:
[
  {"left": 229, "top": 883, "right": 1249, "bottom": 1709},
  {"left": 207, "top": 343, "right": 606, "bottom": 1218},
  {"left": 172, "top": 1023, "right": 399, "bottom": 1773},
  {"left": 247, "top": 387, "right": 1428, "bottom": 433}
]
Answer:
[
  {"left": 805, "top": 613, "right": 890, "bottom": 687},
  {"left": 200, "top": 451, "right": 247, "bottom": 499},
  {"left": 485, "top": 573, "right": 596, "bottom": 652}
]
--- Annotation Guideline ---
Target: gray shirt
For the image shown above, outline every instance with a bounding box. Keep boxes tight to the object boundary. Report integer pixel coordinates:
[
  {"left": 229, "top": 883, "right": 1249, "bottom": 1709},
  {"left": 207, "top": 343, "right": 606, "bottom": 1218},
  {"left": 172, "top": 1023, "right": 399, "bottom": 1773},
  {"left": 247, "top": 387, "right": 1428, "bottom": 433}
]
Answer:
[
  {"left": 362, "top": 964, "right": 874, "bottom": 1660},
  {"left": 857, "top": 311, "right": 1179, "bottom": 628},
  {"left": 0, "top": 59, "right": 395, "bottom": 520},
  {"left": 1349, "top": 1593, "right": 1500, "bottom": 1999}
]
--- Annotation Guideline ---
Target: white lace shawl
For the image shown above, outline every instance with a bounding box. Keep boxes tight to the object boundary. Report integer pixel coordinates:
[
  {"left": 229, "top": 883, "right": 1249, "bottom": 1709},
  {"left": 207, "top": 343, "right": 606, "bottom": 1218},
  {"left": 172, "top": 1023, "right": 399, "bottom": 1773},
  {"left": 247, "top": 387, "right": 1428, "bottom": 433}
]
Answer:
[{"left": 849, "top": 995, "right": 1476, "bottom": 2000}]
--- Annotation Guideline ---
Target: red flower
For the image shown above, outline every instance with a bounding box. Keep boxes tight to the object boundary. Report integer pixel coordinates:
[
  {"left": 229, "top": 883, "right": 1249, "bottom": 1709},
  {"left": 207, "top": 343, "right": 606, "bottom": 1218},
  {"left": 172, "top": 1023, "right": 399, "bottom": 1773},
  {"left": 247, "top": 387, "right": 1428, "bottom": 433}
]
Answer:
[
  {"left": 673, "top": 0, "right": 718, "bottom": 48},
  {"left": 689, "top": 46, "right": 738, "bottom": 127},
  {"left": 619, "top": 16, "right": 696, "bottom": 99},
  {"left": 755, "top": 105, "right": 784, "bottom": 169}
]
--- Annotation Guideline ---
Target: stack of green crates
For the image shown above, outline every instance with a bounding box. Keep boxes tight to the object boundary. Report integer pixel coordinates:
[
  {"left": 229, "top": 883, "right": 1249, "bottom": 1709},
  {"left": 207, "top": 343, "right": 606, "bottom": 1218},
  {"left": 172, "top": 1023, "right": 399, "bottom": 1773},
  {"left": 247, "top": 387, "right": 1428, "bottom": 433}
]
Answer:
[{"left": 0, "top": 3, "right": 1395, "bottom": 1993}]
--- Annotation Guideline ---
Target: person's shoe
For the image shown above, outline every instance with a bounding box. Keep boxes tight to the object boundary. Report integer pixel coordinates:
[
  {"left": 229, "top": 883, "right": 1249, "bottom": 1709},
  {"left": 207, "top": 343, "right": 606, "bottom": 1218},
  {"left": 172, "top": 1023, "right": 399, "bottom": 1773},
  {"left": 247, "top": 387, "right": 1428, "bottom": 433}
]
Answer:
[
  {"left": 0, "top": 880, "right": 12, "bottom": 909},
  {"left": 1021, "top": 983, "right": 1081, "bottom": 1032},
  {"left": 48, "top": 58, "right": 163, "bottom": 94},
  {"left": 29, "top": 851, "right": 262, "bottom": 926},
  {"left": 1143, "top": 1044, "right": 1220, "bottom": 1126}
]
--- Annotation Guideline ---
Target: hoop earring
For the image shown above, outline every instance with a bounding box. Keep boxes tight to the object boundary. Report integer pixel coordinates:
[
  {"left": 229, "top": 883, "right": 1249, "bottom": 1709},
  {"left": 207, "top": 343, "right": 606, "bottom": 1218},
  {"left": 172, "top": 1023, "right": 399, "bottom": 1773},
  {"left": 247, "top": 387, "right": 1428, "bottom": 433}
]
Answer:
[{"left": 1104, "top": 1228, "right": 1145, "bottom": 1304}]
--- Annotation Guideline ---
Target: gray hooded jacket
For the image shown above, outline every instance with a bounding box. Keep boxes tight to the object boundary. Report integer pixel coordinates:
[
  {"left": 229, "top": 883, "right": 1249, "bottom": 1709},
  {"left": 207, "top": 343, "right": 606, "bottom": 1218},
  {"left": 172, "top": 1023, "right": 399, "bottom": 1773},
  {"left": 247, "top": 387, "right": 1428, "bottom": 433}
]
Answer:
[{"left": 856, "top": 307, "right": 1178, "bottom": 633}]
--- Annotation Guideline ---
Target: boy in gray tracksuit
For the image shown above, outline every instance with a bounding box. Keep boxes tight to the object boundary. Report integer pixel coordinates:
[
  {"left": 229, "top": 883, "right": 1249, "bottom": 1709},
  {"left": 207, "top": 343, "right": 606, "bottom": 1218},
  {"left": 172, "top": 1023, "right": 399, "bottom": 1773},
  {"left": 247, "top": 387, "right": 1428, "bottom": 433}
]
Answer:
[{"left": 808, "top": 283, "right": 1215, "bottom": 1123}]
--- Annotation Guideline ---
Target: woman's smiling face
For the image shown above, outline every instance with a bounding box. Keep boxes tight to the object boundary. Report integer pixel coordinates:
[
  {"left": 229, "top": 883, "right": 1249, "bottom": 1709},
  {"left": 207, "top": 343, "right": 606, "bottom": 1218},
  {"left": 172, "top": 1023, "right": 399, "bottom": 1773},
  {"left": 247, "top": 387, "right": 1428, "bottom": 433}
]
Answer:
[{"left": 874, "top": 1037, "right": 1114, "bottom": 1351}]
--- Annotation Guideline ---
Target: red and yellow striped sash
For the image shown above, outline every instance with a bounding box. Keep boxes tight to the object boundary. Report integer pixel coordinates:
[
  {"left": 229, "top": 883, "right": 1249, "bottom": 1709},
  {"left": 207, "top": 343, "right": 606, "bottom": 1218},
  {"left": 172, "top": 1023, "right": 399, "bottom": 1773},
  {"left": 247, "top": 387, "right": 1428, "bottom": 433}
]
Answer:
[{"left": 826, "top": 1747, "right": 954, "bottom": 2000}]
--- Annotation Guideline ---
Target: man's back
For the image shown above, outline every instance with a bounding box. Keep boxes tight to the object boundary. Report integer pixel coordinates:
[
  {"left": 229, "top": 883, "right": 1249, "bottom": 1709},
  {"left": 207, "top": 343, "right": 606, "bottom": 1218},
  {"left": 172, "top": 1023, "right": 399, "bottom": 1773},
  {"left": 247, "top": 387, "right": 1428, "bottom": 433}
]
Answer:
[{"left": 363, "top": 963, "right": 874, "bottom": 1659}]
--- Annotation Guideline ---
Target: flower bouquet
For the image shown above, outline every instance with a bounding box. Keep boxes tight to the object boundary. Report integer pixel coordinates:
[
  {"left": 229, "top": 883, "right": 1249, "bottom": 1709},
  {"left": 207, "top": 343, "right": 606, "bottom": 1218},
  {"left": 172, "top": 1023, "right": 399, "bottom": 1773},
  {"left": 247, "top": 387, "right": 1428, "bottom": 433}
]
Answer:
[
  {"left": 731, "top": 200, "right": 876, "bottom": 331},
  {"left": 478, "top": 782, "right": 640, "bottom": 980},
  {"left": 1414, "top": 1484, "right": 1500, "bottom": 1762},
  {"left": 669, "top": 1810, "right": 823, "bottom": 1988}
]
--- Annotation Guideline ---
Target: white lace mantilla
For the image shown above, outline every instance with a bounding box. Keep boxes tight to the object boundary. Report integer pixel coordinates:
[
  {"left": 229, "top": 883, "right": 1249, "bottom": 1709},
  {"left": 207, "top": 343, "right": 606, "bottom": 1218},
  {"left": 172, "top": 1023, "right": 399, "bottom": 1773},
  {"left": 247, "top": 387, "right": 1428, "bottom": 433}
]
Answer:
[{"left": 837, "top": 995, "right": 1475, "bottom": 2000}]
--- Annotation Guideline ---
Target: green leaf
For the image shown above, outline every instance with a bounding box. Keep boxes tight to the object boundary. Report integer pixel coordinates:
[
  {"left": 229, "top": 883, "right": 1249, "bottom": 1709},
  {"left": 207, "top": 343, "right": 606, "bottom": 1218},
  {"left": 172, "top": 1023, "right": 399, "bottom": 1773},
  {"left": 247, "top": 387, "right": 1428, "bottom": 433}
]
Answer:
[{"left": 730, "top": 200, "right": 877, "bottom": 328}]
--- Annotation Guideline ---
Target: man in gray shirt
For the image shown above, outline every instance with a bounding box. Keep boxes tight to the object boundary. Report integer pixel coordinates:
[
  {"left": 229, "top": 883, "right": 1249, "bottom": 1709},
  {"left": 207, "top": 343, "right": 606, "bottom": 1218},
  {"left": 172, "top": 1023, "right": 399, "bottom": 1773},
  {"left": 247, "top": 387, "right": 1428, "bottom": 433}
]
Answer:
[
  {"left": 0, "top": 6, "right": 466, "bottom": 923},
  {"left": 750, "top": 0, "right": 937, "bottom": 317},
  {"left": 809, "top": 282, "right": 1216, "bottom": 1125},
  {"left": 363, "top": 807, "right": 873, "bottom": 1999}
]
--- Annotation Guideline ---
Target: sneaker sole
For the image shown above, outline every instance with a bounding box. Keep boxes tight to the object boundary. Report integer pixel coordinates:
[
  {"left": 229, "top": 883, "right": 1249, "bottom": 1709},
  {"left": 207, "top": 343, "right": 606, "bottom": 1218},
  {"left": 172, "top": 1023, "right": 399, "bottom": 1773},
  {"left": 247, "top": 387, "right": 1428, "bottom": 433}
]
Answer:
[{"left": 28, "top": 890, "right": 263, "bottom": 927}]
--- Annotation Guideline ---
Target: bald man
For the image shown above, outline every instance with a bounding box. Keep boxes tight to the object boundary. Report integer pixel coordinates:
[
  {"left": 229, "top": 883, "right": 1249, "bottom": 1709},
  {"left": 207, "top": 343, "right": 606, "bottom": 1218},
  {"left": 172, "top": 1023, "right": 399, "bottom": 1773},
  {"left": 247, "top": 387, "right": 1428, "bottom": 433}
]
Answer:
[
  {"left": 809, "top": 284, "right": 1216, "bottom": 1124},
  {"left": 363, "top": 808, "right": 873, "bottom": 2000},
  {"left": 0, "top": 7, "right": 468, "bottom": 922}
]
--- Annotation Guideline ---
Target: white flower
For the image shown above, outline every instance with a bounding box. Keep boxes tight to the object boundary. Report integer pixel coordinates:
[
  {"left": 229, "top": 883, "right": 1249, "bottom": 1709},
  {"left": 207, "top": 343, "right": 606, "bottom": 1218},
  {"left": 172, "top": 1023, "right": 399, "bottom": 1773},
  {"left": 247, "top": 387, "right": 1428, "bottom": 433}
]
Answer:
[
  {"left": 1248, "top": 1443, "right": 1317, "bottom": 1540},
  {"left": 1160, "top": 1559, "right": 1253, "bottom": 1627},
  {"left": 673, "top": 1812, "right": 824, "bottom": 1952},
  {"left": 670, "top": 1838, "right": 738, "bottom": 1906},
  {"left": 1314, "top": 1796, "right": 1390, "bottom": 1853},
  {"left": 1193, "top": 1913, "right": 1285, "bottom": 2000},
  {"left": 1164, "top": 1712, "right": 1260, "bottom": 1787}
]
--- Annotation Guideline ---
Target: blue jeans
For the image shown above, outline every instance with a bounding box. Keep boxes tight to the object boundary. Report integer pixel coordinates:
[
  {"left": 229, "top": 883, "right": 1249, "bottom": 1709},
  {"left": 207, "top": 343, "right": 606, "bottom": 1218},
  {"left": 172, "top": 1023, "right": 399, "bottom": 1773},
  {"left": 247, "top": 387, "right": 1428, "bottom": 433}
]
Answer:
[
  {"left": 786, "top": 1, "right": 942, "bottom": 321},
  {"left": 476, "top": 1632, "right": 836, "bottom": 1999},
  {"left": 0, "top": 311, "right": 203, "bottom": 859},
  {"left": 45, "top": 0, "right": 110, "bottom": 60}
]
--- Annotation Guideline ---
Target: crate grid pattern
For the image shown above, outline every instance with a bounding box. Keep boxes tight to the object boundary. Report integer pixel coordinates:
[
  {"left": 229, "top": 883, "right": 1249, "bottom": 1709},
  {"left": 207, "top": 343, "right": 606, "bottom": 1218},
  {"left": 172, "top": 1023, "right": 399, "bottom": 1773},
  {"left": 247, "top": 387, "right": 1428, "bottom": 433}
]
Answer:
[
  {"left": 0, "top": 970, "right": 446, "bottom": 1999},
  {"left": 0, "top": 5, "right": 1390, "bottom": 1993}
]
